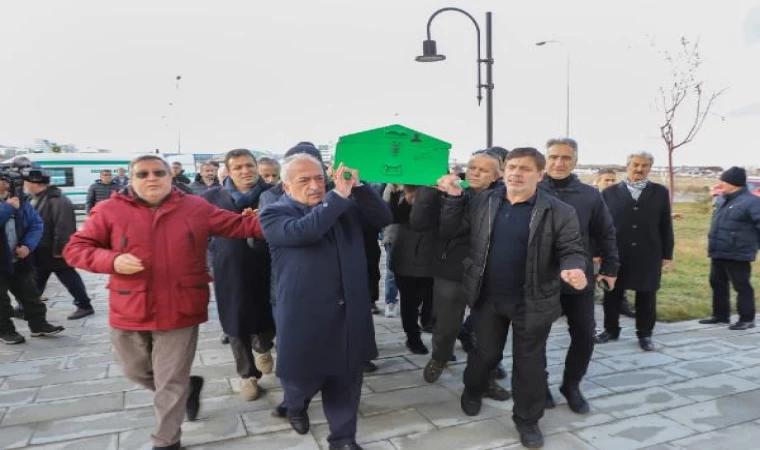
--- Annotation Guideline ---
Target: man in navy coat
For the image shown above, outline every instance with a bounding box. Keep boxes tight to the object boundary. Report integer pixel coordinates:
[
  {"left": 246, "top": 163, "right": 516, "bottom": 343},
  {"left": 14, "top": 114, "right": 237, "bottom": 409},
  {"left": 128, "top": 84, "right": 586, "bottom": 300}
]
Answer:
[{"left": 260, "top": 155, "right": 392, "bottom": 450}]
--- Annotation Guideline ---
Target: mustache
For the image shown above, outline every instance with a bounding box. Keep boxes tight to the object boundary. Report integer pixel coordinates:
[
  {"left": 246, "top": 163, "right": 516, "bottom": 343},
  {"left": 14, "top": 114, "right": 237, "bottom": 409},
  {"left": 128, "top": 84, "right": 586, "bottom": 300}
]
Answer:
[{"left": 306, "top": 189, "right": 322, "bottom": 196}]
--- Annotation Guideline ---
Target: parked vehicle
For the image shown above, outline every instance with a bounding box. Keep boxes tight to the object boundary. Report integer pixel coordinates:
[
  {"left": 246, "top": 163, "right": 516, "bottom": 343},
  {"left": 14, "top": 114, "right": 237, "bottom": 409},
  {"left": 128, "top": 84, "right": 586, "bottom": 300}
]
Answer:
[{"left": 710, "top": 176, "right": 760, "bottom": 198}]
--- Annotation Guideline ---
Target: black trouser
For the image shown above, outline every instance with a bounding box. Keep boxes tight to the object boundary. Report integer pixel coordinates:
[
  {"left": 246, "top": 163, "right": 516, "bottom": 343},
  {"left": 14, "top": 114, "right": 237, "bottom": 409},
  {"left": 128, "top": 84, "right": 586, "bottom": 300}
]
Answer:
[
  {"left": 431, "top": 277, "right": 468, "bottom": 363},
  {"left": 603, "top": 285, "right": 657, "bottom": 338},
  {"left": 710, "top": 258, "right": 755, "bottom": 322},
  {"left": 559, "top": 291, "right": 596, "bottom": 385},
  {"left": 36, "top": 267, "right": 92, "bottom": 309},
  {"left": 395, "top": 275, "right": 433, "bottom": 336},
  {"left": 0, "top": 264, "right": 47, "bottom": 333},
  {"left": 366, "top": 241, "right": 381, "bottom": 303},
  {"left": 463, "top": 300, "right": 552, "bottom": 425},
  {"left": 228, "top": 330, "right": 275, "bottom": 379}
]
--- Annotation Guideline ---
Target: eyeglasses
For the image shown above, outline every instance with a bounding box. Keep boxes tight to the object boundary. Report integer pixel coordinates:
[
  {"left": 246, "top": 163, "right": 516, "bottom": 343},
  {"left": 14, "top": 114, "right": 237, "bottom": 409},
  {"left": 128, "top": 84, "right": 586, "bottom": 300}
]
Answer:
[{"left": 133, "top": 170, "right": 169, "bottom": 179}]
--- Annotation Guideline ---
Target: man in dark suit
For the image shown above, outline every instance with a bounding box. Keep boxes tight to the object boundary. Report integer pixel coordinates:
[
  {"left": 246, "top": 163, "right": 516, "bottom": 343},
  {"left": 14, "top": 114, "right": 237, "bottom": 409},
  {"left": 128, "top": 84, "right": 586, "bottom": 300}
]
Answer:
[
  {"left": 595, "top": 151, "right": 674, "bottom": 351},
  {"left": 259, "top": 155, "right": 392, "bottom": 450}
]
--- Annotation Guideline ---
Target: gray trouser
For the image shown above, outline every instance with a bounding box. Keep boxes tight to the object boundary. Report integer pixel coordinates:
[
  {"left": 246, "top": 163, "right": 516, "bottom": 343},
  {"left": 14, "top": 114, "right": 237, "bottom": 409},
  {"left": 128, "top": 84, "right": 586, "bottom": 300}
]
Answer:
[
  {"left": 110, "top": 325, "right": 199, "bottom": 447},
  {"left": 431, "top": 277, "right": 468, "bottom": 363},
  {"left": 228, "top": 330, "right": 276, "bottom": 379}
]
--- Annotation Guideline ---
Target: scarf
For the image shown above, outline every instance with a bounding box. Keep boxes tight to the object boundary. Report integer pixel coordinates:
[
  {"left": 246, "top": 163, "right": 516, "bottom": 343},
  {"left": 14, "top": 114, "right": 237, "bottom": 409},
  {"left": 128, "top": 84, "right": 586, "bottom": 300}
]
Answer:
[
  {"left": 624, "top": 178, "right": 649, "bottom": 201},
  {"left": 223, "top": 177, "right": 270, "bottom": 211}
]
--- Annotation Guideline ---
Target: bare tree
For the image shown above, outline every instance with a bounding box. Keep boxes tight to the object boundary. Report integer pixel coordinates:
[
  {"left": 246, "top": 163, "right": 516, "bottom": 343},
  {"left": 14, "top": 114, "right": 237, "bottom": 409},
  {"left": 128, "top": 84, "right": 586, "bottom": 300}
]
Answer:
[{"left": 655, "top": 36, "right": 726, "bottom": 204}]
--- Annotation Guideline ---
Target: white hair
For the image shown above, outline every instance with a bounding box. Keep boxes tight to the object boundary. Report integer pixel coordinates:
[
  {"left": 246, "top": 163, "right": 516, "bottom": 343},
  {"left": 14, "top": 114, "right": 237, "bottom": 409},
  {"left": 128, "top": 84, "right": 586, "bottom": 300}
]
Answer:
[
  {"left": 281, "top": 153, "right": 323, "bottom": 183},
  {"left": 627, "top": 151, "right": 655, "bottom": 166}
]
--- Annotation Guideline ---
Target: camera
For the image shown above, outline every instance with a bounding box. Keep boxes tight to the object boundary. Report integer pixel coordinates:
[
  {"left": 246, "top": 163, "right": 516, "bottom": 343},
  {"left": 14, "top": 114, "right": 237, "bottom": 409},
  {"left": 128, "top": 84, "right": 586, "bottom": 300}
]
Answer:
[{"left": 0, "top": 160, "right": 49, "bottom": 198}]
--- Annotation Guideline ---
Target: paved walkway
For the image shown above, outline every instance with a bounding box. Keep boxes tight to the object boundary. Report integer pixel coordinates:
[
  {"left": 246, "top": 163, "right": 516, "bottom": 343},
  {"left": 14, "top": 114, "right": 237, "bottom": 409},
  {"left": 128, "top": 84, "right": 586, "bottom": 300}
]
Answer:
[{"left": 2, "top": 269, "right": 760, "bottom": 449}]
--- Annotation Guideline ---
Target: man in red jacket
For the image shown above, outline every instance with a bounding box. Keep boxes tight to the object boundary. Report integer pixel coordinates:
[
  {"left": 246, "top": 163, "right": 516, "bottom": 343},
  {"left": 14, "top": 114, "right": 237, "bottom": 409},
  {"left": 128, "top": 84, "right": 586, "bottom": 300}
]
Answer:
[{"left": 63, "top": 155, "right": 264, "bottom": 450}]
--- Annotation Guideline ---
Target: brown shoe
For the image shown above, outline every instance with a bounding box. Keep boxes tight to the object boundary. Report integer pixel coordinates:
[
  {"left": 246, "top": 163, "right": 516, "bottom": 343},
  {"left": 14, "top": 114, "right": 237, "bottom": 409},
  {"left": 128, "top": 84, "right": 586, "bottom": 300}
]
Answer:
[{"left": 67, "top": 308, "right": 94, "bottom": 320}]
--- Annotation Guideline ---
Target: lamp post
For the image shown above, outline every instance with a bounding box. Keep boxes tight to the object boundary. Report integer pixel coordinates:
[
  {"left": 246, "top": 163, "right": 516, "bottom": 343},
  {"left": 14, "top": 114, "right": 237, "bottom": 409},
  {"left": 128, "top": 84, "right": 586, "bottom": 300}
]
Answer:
[
  {"left": 536, "top": 40, "right": 570, "bottom": 136},
  {"left": 416, "top": 8, "right": 494, "bottom": 148}
]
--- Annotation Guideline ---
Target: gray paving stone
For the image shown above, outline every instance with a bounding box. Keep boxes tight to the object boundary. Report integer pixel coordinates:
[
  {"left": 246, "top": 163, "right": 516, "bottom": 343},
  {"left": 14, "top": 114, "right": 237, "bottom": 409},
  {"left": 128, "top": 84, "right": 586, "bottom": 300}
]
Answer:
[
  {"left": 590, "top": 387, "right": 694, "bottom": 419},
  {"left": 547, "top": 360, "right": 616, "bottom": 385},
  {"left": 417, "top": 399, "right": 511, "bottom": 428},
  {"left": 664, "top": 373, "right": 760, "bottom": 401},
  {"left": 2, "top": 392, "right": 123, "bottom": 426},
  {"left": 363, "top": 368, "right": 430, "bottom": 393},
  {"left": 35, "top": 376, "right": 138, "bottom": 402},
  {"left": 592, "top": 338, "right": 648, "bottom": 357},
  {"left": 662, "top": 356, "right": 745, "bottom": 379},
  {"left": 653, "top": 328, "right": 744, "bottom": 347},
  {"left": 714, "top": 334, "right": 760, "bottom": 350},
  {"left": 119, "top": 415, "right": 247, "bottom": 449},
  {"left": 670, "top": 421, "right": 760, "bottom": 449},
  {"left": 0, "top": 351, "right": 21, "bottom": 363},
  {"left": 240, "top": 409, "right": 296, "bottom": 435},
  {"left": 187, "top": 429, "right": 320, "bottom": 449},
  {"left": 29, "top": 407, "right": 156, "bottom": 445},
  {"left": 390, "top": 418, "right": 518, "bottom": 450},
  {"left": 0, "top": 357, "right": 66, "bottom": 378},
  {"left": 197, "top": 348, "right": 236, "bottom": 366},
  {"left": 0, "top": 423, "right": 35, "bottom": 449},
  {"left": 658, "top": 342, "right": 739, "bottom": 361},
  {"left": 64, "top": 352, "right": 116, "bottom": 369},
  {"left": 596, "top": 351, "right": 679, "bottom": 371},
  {"left": 0, "top": 387, "right": 38, "bottom": 407},
  {"left": 192, "top": 393, "right": 273, "bottom": 420},
  {"left": 573, "top": 413, "right": 695, "bottom": 450},
  {"left": 659, "top": 389, "right": 760, "bottom": 432},
  {"left": 1, "top": 366, "right": 108, "bottom": 390},
  {"left": 313, "top": 409, "right": 434, "bottom": 446},
  {"left": 124, "top": 378, "right": 232, "bottom": 409},
  {"left": 589, "top": 368, "right": 685, "bottom": 393},
  {"left": 359, "top": 385, "right": 457, "bottom": 417},
  {"left": 17, "top": 343, "right": 111, "bottom": 362},
  {"left": 727, "top": 365, "right": 760, "bottom": 384},
  {"left": 499, "top": 431, "right": 595, "bottom": 449},
  {"left": 20, "top": 434, "right": 118, "bottom": 450},
  {"left": 722, "top": 349, "right": 760, "bottom": 367},
  {"left": 370, "top": 356, "right": 418, "bottom": 375}
]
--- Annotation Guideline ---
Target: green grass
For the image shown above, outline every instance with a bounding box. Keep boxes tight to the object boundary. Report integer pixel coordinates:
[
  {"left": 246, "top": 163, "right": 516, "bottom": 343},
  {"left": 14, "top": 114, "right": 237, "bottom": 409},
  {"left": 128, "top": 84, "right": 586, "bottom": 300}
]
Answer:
[{"left": 655, "top": 201, "right": 760, "bottom": 321}]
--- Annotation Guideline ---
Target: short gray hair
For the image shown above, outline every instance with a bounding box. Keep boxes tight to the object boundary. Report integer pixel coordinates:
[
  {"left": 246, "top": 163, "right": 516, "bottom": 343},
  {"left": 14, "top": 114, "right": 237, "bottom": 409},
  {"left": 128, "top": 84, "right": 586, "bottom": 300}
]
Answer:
[
  {"left": 546, "top": 137, "right": 578, "bottom": 159},
  {"left": 281, "top": 153, "right": 323, "bottom": 183},
  {"left": 257, "top": 156, "right": 280, "bottom": 171},
  {"left": 626, "top": 151, "right": 655, "bottom": 166},
  {"left": 129, "top": 155, "right": 171, "bottom": 172}
]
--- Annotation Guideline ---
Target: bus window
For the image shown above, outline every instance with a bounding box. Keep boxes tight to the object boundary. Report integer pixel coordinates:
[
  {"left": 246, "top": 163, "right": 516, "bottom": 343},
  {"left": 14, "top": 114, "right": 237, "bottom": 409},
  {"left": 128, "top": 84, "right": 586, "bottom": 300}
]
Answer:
[{"left": 46, "top": 168, "right": 75, "bottom": 187}]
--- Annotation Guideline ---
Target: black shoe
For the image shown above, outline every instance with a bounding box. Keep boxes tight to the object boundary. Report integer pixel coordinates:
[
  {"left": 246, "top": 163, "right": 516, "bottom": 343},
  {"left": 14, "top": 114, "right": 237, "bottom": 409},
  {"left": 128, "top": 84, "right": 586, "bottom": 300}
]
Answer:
[
  {"left": 560, "top": 384, "right": 590, "bottom": 414},
  {"left": 288, "top": 410, "right": 310, "bottom": 434},
  {"left": 0, "top": 331, "right": 25, "bottom": 345},
  {"left": 362, "top": 361, "right": 378, "bottom": 373},
  {"left": 514, "top": 421, "right": 544, "bottom": 449},
  {"left": 405, "top": 335, "right": 429, "bottom": 355},
  {"left": 329, "top": 443, "right": 363, "bottom": 450},
  {"left": 485, "top": 379, "right": 512, "bottom": 401},
  {"left": 449, "top": 354, "right": 457, "bottom": 362},
  {"left": 594, "top": 331, "right": 619, "bottom": 344},
  {"left": 220, "top": 334, "right": 229, "bottom": 344},
  {"left": 152, "top": 442, "right": 181, "bottom": 450},
  {"left": 186, "top": 376, "right": 204, "bottom": 421},
  {"left": 423, "top": 359, "right": 446, "bottom": 383},
  {"left": 699, "top": 317, "right": 730, "bottom": 325},
  {"left": 545, "top": 387, "right": 556, "bottom": 409},
  {"left": 620, "top": 303, "right": 636, "bottom": 319},
  {"left": 729, "top": 321, "right": 756, "bottom": 330},
  {"left": 67, "top": 307, "right": 94, "bottom": 320},
  {"left": 460, "top": 388, "right": 482, "bottom": 416},
  {"left": 370, "top": 303, "right": 381, "bottom": 315},
  {"left": 29, "top": 322, "right": 64, "bottom": 337},
  {"left": 271, "top": 402, "right": 287, "bottom": 418},
  {"left": 638, "top": 337, "right": 655, "bottom": 351},
  {"left": 494, "top": 363, "right": 507, "bottom": 380}
]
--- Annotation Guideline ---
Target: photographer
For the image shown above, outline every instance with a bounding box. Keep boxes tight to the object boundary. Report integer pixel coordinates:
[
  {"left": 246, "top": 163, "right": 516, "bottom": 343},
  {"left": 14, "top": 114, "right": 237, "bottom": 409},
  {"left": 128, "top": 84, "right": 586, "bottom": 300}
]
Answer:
[
  {"left": 0, "top": 170, "right": 64, "bottom": 345},
  {"left": 24, "top": 170, "right": 95, "bottom": 320}
]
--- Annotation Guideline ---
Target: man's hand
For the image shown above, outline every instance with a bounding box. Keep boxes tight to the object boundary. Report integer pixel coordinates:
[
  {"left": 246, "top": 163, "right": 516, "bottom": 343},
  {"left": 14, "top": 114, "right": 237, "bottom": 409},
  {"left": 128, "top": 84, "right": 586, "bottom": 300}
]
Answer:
[
  {"left": 662, "top": 259, "right": 674, "bottom": 272},
  {"left": 14, "top": 245, "right": 30, "bottom": 259},
  {"left": 6, "top": 197, "right": 20, "bottom": 210},
  {"left": 242, "top": 208, "right": 258, "bottom": 217},
  {"left": 436, "top": 174, "right": 463, "bottom": 196},
  {"left": 596, "top": 274, "right": 617, "bottom": 291},
  {"left": 592, "top": 257, "right": 602, "bottom": 266},
  {"left": 561, "top": 269, "right": 587, "bottom": 290},
  {"left": 333, "top": 163, "right": 358, "bottom": 198},
  {"left": 114, "top": 253, "right": 145, "bottom": 275}
]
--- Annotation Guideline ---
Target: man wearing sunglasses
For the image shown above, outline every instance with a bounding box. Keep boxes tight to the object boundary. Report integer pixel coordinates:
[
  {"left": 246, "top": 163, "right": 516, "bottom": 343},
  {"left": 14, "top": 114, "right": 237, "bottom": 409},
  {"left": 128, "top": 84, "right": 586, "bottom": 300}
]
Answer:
[{"left": 64, "top": 155, "right": 265, "bottom": 450}]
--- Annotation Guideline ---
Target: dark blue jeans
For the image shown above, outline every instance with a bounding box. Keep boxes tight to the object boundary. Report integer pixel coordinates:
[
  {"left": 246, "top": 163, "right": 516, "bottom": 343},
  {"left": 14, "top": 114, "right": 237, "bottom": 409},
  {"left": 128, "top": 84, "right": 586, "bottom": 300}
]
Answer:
[{"left": 384, "top": 243, "right": 399, "bottom": 304}]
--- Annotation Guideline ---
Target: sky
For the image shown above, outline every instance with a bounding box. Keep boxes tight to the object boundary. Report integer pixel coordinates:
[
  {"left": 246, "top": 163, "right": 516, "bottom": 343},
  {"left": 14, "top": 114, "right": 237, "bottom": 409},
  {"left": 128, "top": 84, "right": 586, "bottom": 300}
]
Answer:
[{"left": 1, "top": 0, "right": 759, "bottom": 167}]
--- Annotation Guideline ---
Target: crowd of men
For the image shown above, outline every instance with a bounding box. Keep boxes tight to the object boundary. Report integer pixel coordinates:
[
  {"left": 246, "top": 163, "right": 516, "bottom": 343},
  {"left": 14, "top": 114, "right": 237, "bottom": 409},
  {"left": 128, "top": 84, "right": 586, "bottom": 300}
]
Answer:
[{"left": 1, "top": 140, "right": 759, "bottom": 450}]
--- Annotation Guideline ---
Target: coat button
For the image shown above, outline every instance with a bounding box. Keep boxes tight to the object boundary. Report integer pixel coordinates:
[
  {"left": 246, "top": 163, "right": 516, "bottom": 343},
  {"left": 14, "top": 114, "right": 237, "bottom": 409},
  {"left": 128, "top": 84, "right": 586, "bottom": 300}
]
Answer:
[
  {"left": 633, "top": 207, "right": 639, "bottom": 211},
  {"left": 631, "top": 242, "right": 637, "bottom": 247},
  {"left": 632, "top": 224, "right": 638, "bottom": 229},
  {"left": 338, "top": 298, "right": 345, "bottom": 306}
]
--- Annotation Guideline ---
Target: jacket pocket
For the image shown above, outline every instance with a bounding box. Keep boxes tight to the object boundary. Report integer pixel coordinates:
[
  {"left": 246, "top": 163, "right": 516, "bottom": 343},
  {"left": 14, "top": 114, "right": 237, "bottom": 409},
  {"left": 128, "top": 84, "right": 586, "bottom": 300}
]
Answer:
[
  {"left": 107, "top": 277, "right": 149, "bottom": 322},
  {"left": 176, "top": 273, "right": 212, "bottom": 318}
]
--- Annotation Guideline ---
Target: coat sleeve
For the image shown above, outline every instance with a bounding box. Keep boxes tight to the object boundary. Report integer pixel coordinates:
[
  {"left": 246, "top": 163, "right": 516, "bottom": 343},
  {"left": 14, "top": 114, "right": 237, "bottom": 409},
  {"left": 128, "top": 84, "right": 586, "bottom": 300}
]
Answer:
[
  {"left": 20, "top": 202, "right": 43, "bottom": 251},
  {"left": 52, "top": 199, "right": 77, "bottom": 257},
  {"left": 659, "top": 188, "right": 675, "bottom": 260},
  {"left": 752, "top": 198, "right": 760, "bottom": 244},
  {"left": 439, "top": 193, "right": 469, "bottom": 240},
  {"left": 205, "top": 202, "right": 264, "bottom": 240},
  {"left": 352, "top": 184, "right": 392, "bottom": 229},
  {"left": 260, "top": 191, "right": 353, "bottom": 247},
  {"left": 0, "top": 203, "right": 13, "bottom": 226},
  {"left": 589, "top": 192, "right": 619, "bottom": 276},
  {"left": 85, "top": 184, "right": 96, "bottom": 214},
  {"left": 409, "top": 186, "right": 441, "bottom": 232},
  {"left": 555, "top": 204, "right": 587, "bottom": 272},
  {"left": 63, "top": 206, "right": 121, "bottom": 274}
]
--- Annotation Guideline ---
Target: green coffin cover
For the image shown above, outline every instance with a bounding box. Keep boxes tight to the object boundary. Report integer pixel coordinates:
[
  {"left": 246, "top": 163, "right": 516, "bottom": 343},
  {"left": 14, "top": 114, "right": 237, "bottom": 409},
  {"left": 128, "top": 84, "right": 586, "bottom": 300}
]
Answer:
[{"left": 333, "top": 124, "right": 451, "bottom": 185}]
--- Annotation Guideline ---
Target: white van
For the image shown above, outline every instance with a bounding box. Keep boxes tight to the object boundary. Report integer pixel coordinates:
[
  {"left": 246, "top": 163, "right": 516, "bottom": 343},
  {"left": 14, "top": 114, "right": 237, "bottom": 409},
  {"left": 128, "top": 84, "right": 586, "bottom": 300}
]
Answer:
[{"left": 3, "top": 153, "right": 147, "bottom": 211}]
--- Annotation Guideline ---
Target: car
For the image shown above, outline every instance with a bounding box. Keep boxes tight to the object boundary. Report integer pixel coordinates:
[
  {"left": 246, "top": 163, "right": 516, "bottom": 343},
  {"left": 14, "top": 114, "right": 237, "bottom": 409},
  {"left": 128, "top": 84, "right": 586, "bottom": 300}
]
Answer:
[{"left": 710, "top": 176, "right": 760, "bottom": 198}]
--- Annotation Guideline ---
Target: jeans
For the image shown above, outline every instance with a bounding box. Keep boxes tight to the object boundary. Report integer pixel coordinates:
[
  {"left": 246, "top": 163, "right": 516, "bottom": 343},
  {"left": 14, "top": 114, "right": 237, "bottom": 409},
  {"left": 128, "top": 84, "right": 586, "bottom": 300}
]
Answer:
[{"left": 383, "top": 243, "right": 399, "bottom": 304}]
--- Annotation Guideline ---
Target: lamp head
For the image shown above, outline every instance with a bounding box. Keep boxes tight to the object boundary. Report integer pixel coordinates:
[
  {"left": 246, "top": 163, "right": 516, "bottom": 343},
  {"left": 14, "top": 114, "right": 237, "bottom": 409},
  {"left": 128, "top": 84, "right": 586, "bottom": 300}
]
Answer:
[{"left": 415, "top": 39, "right": 446, "bottom": 62}]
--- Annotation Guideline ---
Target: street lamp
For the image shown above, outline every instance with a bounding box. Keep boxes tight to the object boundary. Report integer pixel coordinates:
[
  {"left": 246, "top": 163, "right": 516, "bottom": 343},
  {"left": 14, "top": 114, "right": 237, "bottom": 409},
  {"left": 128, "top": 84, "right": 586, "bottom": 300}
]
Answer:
[
  {"left": 536, "top": 40, "right": 571, "bottom": 136},
  {"left": 416, "top": 8, "right": 494, "bottom": 148}
]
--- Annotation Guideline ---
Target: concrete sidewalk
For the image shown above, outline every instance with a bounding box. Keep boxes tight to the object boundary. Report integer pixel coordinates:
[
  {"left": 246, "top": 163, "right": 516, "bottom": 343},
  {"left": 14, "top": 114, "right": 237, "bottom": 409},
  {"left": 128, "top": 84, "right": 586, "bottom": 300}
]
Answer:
[{"left": 2, "top": 270, "right": 760, "bottom": 449}]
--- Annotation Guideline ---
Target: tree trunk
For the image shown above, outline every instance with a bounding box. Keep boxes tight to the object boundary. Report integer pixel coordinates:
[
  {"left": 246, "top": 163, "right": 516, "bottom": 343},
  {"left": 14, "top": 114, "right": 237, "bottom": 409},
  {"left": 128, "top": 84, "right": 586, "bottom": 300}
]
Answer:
[{"left": 668, "top": 147, "right": 675, "bottom": 205}]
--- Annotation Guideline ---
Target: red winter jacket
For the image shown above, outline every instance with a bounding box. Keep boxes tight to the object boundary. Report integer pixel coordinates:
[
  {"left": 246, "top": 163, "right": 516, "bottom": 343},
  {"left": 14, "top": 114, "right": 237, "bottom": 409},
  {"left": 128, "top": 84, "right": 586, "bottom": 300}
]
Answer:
[{"left": 63, "top": 188, "right": 264, "bottom": 331}]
